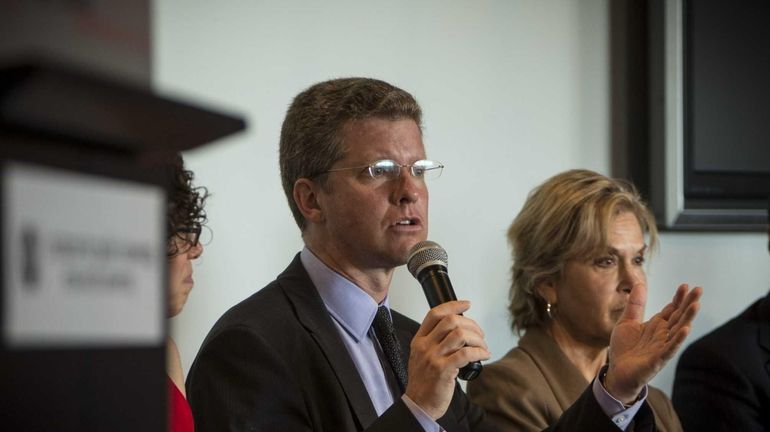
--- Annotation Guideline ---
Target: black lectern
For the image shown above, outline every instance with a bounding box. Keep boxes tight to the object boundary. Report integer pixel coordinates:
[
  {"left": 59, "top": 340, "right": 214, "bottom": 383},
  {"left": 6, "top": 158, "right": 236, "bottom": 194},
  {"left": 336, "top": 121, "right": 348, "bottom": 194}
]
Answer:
[
  {"left": 1, "top": 3, "right": 244, "bottom": 428},
  {"left": 0, "top": 62, "right": 244, "bottom": 430}
]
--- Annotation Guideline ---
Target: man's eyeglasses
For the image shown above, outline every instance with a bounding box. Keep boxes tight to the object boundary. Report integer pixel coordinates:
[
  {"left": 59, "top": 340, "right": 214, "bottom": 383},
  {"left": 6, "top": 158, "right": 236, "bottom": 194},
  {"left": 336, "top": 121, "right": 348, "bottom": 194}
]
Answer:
[{"left": 322, "top": 159, "right": 444, "bottom": 181}]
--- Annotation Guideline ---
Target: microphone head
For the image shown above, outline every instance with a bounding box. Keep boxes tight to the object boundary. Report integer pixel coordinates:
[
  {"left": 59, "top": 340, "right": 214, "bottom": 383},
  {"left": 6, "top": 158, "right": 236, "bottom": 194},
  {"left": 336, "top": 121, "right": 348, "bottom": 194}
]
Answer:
[{"left": 407, "top": 240, "right": 448, "bottom": 278}]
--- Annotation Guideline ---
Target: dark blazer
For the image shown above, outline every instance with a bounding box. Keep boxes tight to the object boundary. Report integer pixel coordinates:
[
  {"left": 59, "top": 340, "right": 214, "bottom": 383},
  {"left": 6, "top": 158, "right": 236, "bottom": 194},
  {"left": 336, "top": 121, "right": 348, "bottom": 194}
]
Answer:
[
  {"left": 186, "top": 254, "right": 648, "bottom": 431},
  {"left": 672, "top": 290, "right": 770, "bottom": 431}
]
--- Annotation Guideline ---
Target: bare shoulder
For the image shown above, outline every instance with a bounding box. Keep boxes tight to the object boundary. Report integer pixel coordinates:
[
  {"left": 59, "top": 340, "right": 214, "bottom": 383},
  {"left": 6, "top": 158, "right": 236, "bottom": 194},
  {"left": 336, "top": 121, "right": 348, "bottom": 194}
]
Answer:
[{"left": 167, "top": 337, "right": 186, "bottom": 397}]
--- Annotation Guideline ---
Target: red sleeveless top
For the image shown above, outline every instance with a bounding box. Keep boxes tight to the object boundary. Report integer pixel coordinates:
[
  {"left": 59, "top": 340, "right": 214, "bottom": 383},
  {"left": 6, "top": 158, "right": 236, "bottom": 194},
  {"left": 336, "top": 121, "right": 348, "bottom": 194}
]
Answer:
[{"left": 168, "top": 376, "right": 195, "bottom": 432}]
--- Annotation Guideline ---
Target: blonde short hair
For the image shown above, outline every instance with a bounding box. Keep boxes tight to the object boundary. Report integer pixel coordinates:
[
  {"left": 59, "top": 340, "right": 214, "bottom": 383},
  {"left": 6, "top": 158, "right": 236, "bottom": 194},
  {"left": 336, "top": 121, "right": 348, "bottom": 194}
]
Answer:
[{"left": 507, "top": 169, "right": 658, "bottom": 334}]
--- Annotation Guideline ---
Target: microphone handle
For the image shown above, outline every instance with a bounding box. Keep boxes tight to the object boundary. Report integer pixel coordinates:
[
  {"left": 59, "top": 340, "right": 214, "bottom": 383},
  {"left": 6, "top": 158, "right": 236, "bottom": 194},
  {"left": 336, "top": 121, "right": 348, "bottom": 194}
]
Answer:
[{"left": 418, "top": 268, "right": 483, "bottom": 381}]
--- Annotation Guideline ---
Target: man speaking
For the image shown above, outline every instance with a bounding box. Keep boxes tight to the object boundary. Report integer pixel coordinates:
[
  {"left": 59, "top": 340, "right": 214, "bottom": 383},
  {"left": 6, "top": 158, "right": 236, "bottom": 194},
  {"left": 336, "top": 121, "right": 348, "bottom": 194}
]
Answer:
[{"left": 186, "top": 77, "right": 701, "bottom": 431}]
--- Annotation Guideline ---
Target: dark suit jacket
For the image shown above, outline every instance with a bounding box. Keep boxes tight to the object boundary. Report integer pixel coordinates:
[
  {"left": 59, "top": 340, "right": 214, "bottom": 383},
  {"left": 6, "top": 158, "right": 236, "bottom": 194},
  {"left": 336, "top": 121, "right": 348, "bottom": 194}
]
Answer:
[
  {"left": 187, "top": 254, "right": 648, "bottom": 431},
  {"left": 672, "top": 290, "right": 770, "bottom": 431}
]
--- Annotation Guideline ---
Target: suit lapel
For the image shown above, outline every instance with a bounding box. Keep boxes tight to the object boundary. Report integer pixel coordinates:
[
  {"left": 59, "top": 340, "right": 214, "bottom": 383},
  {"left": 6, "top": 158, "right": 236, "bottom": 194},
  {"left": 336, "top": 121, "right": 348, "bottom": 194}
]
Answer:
[
  {"left": 758, "top": 293, "right": 770, "bottom": 378},
  {"left": 519, "top": 327, "right": 590, "bottom": 410},
  {"left": 278, "top": 255, "right": 379, "bottom": 429}
]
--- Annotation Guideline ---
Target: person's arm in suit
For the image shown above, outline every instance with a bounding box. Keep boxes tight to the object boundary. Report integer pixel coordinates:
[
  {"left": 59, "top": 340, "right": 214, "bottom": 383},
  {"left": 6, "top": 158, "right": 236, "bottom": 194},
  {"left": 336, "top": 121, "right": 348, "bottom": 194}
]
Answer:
[
  {"left": 673, "top": 340, "right": 765, "bottom": 432},
  {"left": 546, "top": 385, "right": 653, "bottom": 432}
]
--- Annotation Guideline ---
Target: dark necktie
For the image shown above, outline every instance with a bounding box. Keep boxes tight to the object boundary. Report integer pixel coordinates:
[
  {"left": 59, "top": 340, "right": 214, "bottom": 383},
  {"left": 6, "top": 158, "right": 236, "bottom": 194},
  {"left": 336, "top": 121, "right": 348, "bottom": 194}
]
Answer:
[{"left": 372, "top": 306, "right": 408, "bottom": 394}]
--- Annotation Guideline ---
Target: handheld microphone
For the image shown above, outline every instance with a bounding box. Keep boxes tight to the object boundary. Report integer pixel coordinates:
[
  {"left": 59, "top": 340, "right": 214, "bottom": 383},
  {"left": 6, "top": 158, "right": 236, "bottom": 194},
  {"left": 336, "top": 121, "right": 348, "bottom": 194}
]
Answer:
[{"left": 407, "top": 240, "right": 483, "bottom": 381}]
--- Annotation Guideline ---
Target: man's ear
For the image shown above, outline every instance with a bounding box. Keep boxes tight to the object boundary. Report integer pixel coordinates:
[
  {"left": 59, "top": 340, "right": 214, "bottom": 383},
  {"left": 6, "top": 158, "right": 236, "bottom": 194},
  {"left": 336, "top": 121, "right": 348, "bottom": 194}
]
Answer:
[{"left": 293, "top": 178, "right": 325, "bottom": 224}]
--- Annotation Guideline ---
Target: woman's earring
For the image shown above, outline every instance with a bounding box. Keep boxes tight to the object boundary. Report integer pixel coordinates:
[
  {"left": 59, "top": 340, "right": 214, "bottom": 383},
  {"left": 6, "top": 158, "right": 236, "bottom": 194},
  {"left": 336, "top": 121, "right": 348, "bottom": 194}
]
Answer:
[{"left": 546, "top": 302, "right": 553, "bottom": 319}]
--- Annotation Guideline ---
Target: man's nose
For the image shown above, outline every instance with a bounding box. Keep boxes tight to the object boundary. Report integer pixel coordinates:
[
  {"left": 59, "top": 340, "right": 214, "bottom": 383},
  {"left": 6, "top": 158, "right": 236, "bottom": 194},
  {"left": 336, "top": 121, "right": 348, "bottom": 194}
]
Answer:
[{"left": 393, "top": 169, "right": 421, "bottom": 204}]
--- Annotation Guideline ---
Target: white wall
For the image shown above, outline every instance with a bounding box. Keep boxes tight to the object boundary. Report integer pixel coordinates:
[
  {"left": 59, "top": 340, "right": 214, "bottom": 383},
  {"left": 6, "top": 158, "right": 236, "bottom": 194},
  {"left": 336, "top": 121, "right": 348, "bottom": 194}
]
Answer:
[{"left": 154, "top": 0, "right": 770, "bottom": 396}]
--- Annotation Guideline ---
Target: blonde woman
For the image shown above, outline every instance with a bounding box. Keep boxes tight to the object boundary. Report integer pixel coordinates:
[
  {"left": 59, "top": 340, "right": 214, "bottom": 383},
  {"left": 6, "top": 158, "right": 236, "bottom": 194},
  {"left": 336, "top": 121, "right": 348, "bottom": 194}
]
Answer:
[{"left": 468, "top": 169, "right": 684, "bottom": 432}]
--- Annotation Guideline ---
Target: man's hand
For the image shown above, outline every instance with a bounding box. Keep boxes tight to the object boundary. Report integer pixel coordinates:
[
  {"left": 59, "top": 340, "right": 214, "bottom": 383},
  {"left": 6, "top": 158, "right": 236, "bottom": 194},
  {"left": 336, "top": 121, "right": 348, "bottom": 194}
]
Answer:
[
  {"left": 605, "top": 283, "right": 702, "bottom": 404},
  {"left": 405, "top": 300, "right": 491, "bottom": 420}
]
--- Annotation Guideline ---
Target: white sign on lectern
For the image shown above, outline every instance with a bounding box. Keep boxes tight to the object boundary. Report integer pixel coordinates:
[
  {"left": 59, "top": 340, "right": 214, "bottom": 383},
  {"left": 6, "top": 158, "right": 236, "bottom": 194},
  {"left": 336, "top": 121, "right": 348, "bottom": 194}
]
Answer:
[{"left": 2, "top": 162, "right": 164, "bottom": 347}]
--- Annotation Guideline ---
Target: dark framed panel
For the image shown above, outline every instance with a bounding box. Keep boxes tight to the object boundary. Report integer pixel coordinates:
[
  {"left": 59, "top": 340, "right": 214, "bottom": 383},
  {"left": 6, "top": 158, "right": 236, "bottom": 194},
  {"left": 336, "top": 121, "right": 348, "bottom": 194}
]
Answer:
[
  {"left": 612, "top": 0, "right": 769, "bottom": 231},
  {"left": 683, "top": 0, "right": 770, "bottom": 202}
]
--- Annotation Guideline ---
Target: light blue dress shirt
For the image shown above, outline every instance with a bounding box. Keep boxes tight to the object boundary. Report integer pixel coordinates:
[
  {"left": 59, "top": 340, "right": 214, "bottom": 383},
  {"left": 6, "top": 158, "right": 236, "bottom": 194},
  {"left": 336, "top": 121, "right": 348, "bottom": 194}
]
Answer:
[
  {"left": 593, "top": 365, "right": 647, "bottom": 430},
  {"left": 301, "top": 248, "right": 440, "bottom": 431}
]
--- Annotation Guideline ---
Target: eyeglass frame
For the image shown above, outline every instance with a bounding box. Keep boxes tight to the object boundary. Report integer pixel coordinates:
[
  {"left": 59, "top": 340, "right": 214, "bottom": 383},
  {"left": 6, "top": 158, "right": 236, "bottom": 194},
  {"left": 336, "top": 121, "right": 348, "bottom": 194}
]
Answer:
[
  {"left": 316, "top": 159, "right": 444, "bottom": 181},
  {"left": 174, "top": 224, "right": 202, "bottom": 248}
]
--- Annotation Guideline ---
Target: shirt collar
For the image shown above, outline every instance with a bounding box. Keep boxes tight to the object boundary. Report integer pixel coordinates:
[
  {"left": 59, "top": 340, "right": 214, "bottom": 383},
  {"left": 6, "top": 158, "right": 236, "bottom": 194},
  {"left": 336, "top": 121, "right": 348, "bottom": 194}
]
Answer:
[{"left": 300, "top": 247, "right": 388, "bottom": 342}]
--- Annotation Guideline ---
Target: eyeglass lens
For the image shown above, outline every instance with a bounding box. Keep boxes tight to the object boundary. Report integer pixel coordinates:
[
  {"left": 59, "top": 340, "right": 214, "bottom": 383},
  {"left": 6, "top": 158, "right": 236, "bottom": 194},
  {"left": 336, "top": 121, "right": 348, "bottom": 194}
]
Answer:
[
  {"left": 177, "top": 226, "right": 201, "bottom": 246},
  {"left": 367, "top": 160, "right": 442, "bottom": 180}
]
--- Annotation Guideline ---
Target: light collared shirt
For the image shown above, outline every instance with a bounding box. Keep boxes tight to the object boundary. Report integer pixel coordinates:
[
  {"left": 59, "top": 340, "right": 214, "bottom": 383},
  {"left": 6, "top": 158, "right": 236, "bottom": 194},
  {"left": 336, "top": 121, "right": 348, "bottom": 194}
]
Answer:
[
  {"left": 301, "top": 247, "right": 440, "bottom": 431},
  {"left": 593, "top": 365, "right": 647, "bottom": 430}
]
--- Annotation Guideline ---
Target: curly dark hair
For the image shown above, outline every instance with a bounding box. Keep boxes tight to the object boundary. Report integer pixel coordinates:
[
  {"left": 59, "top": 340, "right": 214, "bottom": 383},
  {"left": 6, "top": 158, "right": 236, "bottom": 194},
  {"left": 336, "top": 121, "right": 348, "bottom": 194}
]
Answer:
[{"left": 166, "top": 154, "right": 209, "bottom": 257}]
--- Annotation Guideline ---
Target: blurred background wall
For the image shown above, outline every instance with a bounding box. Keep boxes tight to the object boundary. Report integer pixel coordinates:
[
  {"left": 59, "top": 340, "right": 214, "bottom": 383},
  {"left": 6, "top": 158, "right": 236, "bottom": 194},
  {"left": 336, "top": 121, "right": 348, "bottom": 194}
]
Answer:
[{"left": 154, "top": 0, "right": 770, "bottom": 394}]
